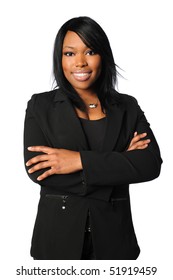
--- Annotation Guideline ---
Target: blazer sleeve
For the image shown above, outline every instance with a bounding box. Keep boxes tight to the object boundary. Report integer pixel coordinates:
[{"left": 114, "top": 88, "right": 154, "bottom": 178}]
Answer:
[
  {"left": 23, "top": 97, "right": 85, "bottom": 196},
  {"left": 80, "top": 100, "right": 162, "bottom": 186}
]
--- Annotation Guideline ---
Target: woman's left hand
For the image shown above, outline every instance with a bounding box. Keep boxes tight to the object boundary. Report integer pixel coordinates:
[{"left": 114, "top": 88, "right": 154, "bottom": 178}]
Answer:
[
  {"left": 127, "top": 132, "right": 151, "bottom": 151},
  {"left": 26, "top": 146, "right": 82, "bottom": 181}
]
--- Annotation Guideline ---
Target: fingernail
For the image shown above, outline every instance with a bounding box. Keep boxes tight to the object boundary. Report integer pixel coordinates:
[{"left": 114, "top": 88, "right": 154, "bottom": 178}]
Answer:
[
  {"left": 27, "top": 147, "right": 33, "bottom": 150},
  {"left": 37, "top": 176, "right": 41, "bottom": 181}
]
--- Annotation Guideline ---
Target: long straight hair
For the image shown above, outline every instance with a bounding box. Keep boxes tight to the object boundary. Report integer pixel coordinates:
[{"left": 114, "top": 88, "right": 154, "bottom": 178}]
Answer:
[{"left": 53, "top": 16, "right": 120, "bottom": 111}]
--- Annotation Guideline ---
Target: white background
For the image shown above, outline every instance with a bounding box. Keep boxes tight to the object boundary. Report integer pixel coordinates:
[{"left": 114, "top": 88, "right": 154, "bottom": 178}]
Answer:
[{"left": 0, "top": 0, "right": 172, "bottom": 279}]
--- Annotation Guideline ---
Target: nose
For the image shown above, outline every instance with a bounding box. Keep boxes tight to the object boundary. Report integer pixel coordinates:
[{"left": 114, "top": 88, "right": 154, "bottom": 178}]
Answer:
[{"left": 75, "top": 54, "right": 88, "bottom": 67}]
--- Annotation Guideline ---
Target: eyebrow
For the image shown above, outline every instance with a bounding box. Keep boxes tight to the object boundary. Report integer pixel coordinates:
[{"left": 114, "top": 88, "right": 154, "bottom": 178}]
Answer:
[
  {"left": 63, "top": 46, "right": 75, "bottom": 49},
  {"left": 63, "top": 46, "right": 90, "bottom": 50}
]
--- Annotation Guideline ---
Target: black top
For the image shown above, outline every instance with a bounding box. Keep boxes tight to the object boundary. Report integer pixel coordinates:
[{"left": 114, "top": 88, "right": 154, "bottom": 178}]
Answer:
[
  {"left": 79, "top": 117, "right": 107, "bottom": 152},
  {"left": 79, "top": 117, "right": 107, "bottom": 232}
]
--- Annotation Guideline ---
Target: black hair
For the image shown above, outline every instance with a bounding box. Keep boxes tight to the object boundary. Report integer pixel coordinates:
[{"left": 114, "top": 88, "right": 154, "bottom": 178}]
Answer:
[{"left": 53, "top": 16, "right": 120, "bottom": 111}]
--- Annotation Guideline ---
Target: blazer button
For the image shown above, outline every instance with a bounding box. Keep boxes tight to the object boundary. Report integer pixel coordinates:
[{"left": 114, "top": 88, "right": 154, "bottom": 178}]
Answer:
[{"left": 62, "top": 197, "right": 67, "bottom": 210}]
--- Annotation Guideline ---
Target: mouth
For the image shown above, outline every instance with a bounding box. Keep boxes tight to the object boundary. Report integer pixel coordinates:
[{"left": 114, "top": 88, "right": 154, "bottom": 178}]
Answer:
[{"left": 72, "top": 71, "right": 91, "bottom": 82}]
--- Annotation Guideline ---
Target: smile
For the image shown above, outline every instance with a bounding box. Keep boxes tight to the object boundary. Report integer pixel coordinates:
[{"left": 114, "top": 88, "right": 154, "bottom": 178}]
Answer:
[{"left": 72, "top": 72, "right": 91, "bottom": 81}]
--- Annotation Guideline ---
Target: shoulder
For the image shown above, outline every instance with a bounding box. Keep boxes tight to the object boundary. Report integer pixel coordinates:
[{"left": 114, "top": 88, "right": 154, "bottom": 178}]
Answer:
[
  {"left": 27, "top": 88, "right": 65, "bottom": 111},
  {"left": 112, "top": 92, "right": 139, "bottom": 111},
  {"left": 118, "top": 93, "right": 138, "bottom": 105},
  {"left": 110, "top": 90, "right": 138, "bottom": 106},
  {"left": 28, "top": 89, "right": 57, "bottom": 106}
]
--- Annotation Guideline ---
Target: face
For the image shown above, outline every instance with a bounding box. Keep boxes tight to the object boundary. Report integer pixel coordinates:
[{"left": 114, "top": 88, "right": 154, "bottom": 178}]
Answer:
[{"left": 62, "top": 31, "right": 102, "bottom": 95}]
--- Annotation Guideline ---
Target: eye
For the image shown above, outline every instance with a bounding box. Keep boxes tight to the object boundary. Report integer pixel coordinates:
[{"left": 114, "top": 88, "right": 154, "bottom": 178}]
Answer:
[
  {"left": 63, "top": 52, "right": 74, "bottom": 57},
  {"left": 86, "top": 50, "right": 96, "bottom": 56}
]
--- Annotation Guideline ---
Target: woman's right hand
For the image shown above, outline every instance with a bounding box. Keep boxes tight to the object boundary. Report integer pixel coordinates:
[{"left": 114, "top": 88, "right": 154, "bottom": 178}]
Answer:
[{"left": 127, "top": 132, "right": 151, "bottom": 151}]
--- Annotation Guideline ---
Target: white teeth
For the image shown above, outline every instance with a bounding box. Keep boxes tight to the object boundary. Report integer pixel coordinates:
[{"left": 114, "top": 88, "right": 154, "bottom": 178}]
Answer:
[
  {"left": 74, "top": 73, "right": 89, "bottom": 77},
  {"left": 72, "top": 72, "right": 91, "bottom": 81}
]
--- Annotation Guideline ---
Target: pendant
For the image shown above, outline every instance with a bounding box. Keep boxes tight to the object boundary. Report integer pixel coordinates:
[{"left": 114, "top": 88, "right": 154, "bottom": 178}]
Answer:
[{"left": 88, "top": 103, "right": 98, "bottom": 109}]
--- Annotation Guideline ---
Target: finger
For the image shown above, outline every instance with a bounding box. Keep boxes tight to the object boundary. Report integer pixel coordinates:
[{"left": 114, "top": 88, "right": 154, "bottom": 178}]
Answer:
[
  {"left": 37, "top": 169, "right": 54, "bottom": 181},
  {"left": 27, "top": 146, "right": 53, "bottom": 154},
  {"left": 28, "top": 161, "right": 52, "bottom": 174},
  {"left": 133, "top": 132, "right": 147, "bottom": 142},
  {"left": 129, "top": 133, "right": 147, "bottom": 147},
  {"left": 135, "top": 139, "right": 151, "bottom": 146},
  {"left": 128, "top": 139, "right": 150, "bottom": 151},
  {"left": 26, "top": 154, "right": 49, "bottom": 166},
  {"left": 128, "top": 144, "right": 146, "bottom": 151},
  {"left": 136, "top": 144, "right": 149, "bottom": 150}
]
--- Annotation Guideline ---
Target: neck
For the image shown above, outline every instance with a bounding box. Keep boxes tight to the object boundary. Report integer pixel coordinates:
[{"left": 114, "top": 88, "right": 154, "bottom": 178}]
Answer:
[
  {"left": 76, "top": 88, "right": 97, "bottom": 99},
  {"left": 79, "top": 93, "right": 98, "bottom": 105}
]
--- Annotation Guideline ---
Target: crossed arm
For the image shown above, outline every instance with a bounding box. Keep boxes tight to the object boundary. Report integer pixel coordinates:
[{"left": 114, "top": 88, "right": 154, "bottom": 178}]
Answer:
[{"left": 26, "top": 132, "right": 150, "bottom": 181}]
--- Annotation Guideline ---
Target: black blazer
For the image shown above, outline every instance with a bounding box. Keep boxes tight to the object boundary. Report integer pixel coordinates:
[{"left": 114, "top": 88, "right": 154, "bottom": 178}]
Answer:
[{"left": 24, "top": 88, "right": 162, "bottom": 260}]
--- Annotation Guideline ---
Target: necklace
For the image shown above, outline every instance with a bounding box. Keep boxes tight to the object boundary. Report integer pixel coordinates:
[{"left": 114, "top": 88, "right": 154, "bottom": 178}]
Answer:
[
  {"left": 87, "top": 98, "right": 99, "bottom": 109},
  {"left": 88, "top": 103, "right": 98, "bottom": 109}
]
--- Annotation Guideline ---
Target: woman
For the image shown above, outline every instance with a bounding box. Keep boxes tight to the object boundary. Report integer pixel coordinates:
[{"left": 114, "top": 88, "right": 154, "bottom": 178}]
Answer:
[{"left": 24, "top": 16, "right": 162, "bottom": 260}]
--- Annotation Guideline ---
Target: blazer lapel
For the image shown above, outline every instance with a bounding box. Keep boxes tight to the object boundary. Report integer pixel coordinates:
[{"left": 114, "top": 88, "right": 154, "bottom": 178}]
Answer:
[
  {"left": 52, "top": 89, "right": 89, "bottom": 150},
  {"left": 103, "top": 102, "right": 125, "bottom": 151}
]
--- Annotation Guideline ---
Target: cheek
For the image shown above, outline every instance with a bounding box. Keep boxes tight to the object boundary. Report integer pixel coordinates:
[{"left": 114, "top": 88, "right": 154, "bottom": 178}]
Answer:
[
  {"left": 92, "top": 58, "right": 102, "bottom": 77},
  {"left": 62, "top": 58, "right": 71, "bottom": 75},
  {"left": 91, "top": 56, "right": 102, "bottom": 69},
  {"left": 61, "top": 60, "right": 70, "bottom": 83}
]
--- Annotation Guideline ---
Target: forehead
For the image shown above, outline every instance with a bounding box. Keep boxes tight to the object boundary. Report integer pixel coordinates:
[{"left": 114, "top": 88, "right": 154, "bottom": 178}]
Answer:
[{"left": 63, "top": 31, "right": 87, "bottom": 49}]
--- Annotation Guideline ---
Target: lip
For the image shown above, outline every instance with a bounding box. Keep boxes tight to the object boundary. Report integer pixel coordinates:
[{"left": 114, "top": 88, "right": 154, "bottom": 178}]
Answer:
[{"left": 72, "top": 71, "right": 92, "bottom": 82}]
